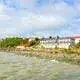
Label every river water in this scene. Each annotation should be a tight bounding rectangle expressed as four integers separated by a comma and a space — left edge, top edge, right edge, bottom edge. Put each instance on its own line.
0, 52, 80, 80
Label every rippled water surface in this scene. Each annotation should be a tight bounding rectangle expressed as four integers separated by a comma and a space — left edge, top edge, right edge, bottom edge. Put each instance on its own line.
0, 52, 80, 80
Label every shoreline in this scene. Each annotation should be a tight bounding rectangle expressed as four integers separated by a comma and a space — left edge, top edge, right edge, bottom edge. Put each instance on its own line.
0, 48, 80, 65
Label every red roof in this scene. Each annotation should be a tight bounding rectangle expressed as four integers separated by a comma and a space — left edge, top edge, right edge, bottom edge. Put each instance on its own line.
73, 36, 80, 38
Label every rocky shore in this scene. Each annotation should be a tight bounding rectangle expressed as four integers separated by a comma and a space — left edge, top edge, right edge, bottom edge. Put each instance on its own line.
0, 48, 80, 65
0, 52, 80, 80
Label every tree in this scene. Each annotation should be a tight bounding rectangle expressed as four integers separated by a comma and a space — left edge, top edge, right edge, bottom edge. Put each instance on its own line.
49, 36, 52, 39
29, 37, 40, 47
0, 37, 23, 48
21, 38, 29, 47
75, 41, 80, 48
35, 37, 39, 41
29, 40, 36, 46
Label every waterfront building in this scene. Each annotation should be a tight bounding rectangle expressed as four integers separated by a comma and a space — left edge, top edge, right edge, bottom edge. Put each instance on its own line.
73, 36, 80, 44
40, 37, 56, 48
40, 37, 75, 49
58, 37, 75, 49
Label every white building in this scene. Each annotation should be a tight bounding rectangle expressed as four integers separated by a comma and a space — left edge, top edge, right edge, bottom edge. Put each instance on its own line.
40, 37, 75, 49
40, 38, 56, 48
73, 36, 80, 44
58, 37, 75, 49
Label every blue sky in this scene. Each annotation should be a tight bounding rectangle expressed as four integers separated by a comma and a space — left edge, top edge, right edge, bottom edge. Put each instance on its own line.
0, 0, 80, 38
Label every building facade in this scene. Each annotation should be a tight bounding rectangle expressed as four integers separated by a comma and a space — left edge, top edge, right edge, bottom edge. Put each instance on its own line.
40, 38, 56, 48
73, 36, 80, 44
58, 37, 75, 49
40, 37, 75, 49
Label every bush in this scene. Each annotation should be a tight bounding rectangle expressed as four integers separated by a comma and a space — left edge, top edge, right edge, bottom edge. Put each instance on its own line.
0, 37, 23, 48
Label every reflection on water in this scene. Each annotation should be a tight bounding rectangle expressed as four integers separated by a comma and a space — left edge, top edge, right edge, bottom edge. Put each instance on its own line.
0, 52, 80, 80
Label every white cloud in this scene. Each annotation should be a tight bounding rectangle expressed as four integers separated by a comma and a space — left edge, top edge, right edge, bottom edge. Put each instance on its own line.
0, 3, 11, 20
0, 0, 80, 38
0, 15, 11, 20
20, 1, 76, 31
22, 14, 67, 30
19, 0, 37, 8
0, 4, 5, 14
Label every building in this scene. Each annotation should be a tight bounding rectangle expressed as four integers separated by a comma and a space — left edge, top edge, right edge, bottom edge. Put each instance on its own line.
58, 37, 75, 49
40, 37, 75, 49
40, 37, 56, 48
73, 36, 80, 44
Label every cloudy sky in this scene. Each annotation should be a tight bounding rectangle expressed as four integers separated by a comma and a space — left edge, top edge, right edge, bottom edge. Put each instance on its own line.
0, 0, 80, 38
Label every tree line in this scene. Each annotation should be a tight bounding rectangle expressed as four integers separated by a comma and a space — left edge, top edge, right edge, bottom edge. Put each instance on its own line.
0, 37, 40, 48
0, 37, 80, 49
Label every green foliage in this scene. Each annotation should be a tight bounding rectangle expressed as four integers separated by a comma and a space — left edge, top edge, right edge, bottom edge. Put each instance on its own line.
0, 37, 23, 48
29, 40, 36, 46
29, 38, 40, 47
35, 37, 39, 41
74, 42, 80, 48
21, 38, 29, 47
0, 37, 40, 48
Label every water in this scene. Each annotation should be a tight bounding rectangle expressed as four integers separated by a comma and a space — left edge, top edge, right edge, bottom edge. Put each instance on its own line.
0, 52, 80, 80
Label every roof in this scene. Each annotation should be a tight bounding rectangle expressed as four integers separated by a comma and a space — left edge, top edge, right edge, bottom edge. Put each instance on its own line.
73, 36, 80, 38
59, 37, 73, 39
41, 37, 74, 41
41, 38, 55, 41
72, 34, 80, 38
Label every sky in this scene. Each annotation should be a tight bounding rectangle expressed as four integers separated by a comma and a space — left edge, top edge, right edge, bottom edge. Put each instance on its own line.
0, 0, 80, 38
